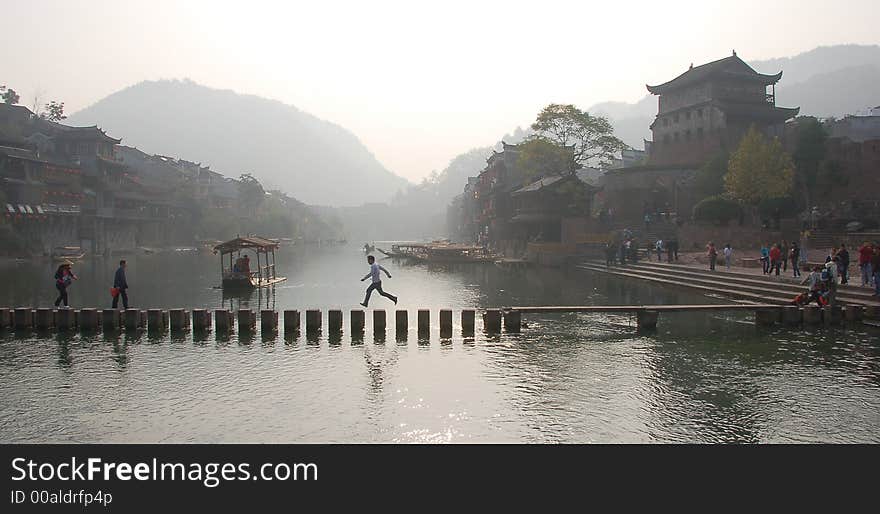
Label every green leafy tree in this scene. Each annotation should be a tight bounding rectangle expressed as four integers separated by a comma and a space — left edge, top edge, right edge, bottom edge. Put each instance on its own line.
1, 85, 20, 105
724, 125, 794, 206
529, 103, 625, 171
517, 138, 574, 179
41, 100, 66, 122
791, 116, 827, 206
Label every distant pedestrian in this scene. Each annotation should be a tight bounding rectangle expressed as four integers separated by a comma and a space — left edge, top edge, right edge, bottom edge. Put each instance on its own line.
780, 241, 788, 272
760, 244, 770, 274
837, 243, 850, 285
669, 239, 679, 261
723, 244, 732, 271
707, 242, 717, 271
360, 255, 397, 307
655, 239, 663, 261
112, 260, 129, 309
789, 242, 801, 278
605, 242, 616, 267
872, 245, 880, 297
53, 262, 78, 307
769, 244, 782, 276
824, 257, 840, 303
858, 242, 874, 287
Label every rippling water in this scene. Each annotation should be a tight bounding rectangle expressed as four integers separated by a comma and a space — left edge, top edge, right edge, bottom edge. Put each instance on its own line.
1, 245, 878, 443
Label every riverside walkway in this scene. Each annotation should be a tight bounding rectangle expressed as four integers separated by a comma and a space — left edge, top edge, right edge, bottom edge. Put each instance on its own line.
577, 259, 880, 307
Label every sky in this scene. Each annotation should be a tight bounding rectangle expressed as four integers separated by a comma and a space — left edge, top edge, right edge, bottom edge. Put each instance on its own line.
2, 0, 878, 183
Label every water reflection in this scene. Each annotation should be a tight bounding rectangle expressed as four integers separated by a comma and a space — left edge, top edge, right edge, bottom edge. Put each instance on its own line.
0, 245, 878, 443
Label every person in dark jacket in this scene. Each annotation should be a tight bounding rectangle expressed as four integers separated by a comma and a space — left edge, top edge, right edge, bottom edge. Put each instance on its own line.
112, 260, 129, 309
836, 244, 850, 285
54, 262, 77, 307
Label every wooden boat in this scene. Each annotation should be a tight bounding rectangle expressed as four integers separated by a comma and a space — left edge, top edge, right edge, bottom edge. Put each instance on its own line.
213, 236, 288, 289
422, 244, 493, 263
379, 242, 492, 263
52, 246, 85, 261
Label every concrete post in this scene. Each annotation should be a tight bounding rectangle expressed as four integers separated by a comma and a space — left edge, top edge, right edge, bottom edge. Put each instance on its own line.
803, 306, 822, 325
192, 309, 211, 332
461, 310, 475, 336
823, 305, 842, 326
102, 309, 121, 331
35, 308, 54, 330
170, 309, 190, 332
395, 310, 408, 336
417, 309, 430, 339
79, 308, 98, 331
260, 310, 278, 334
56, 308, 75, 331
637, 310, 659, 331
483, 310, 502, 333
439, 309, 452, 338
503, 310, 522, 333
148, 309, 168, 332
215, 310, 234, 332
0, 308, 10, 329
844, 305, 863, 323
238, 309, 256, 333
373, 310, 386, 334
755, 308, 780, 327
306, 310, 321, 333
328, 310, 343, 333
351, 310, 365, 335
14, 308, 33, 329
124, 309, 142, 330
283, 310, 300, 335
781, 306, 802, 326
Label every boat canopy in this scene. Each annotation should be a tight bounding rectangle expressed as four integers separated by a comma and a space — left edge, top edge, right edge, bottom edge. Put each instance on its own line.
213, 236, 280, 255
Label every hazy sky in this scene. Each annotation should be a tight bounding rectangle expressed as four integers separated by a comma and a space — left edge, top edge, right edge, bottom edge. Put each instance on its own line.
3, 0, 878, 182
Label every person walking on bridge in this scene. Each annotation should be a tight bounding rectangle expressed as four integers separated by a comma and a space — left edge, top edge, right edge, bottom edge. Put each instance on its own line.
112, 260, 129, 309
360, 255, 397, 307
769, 244, 782, 277
723, 244, 733, 271
53, 262, 78, 307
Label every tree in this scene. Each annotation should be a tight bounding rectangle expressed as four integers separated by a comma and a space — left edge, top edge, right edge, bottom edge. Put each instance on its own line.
724, 125, 794, 206
693, 196, 743, 225
516, 138, 574, 179
791, 116, 827, 207
237, 173, 265, 215
0, 85, 20, 105
529, 103, 625, 171
41, 101, 66, 122
694, 151, 728, 198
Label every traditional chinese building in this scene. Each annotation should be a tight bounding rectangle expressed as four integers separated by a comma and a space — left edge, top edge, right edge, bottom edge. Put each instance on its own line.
646, 51, 799, 167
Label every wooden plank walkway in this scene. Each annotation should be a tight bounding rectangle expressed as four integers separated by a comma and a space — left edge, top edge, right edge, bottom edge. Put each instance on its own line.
508, 304, 772, 314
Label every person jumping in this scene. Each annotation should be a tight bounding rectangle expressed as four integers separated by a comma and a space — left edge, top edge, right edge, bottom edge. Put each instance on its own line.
360, 255, 397, 307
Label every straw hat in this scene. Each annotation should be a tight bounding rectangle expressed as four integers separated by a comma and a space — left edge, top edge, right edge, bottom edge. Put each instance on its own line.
60, 260, 74, 267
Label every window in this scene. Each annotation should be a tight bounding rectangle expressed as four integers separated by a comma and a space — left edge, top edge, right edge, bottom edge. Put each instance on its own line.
685, 130, 692, 140
697, 127, 704, 138
673, 114, 679, 123
685, 111, 691, 120
697, 108, 703, 118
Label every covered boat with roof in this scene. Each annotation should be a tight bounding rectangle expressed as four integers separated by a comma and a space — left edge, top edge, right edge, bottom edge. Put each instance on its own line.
213, 235, 287, 289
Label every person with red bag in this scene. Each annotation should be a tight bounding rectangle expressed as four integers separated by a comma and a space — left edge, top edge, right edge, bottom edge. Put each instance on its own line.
111, 260, 130, 309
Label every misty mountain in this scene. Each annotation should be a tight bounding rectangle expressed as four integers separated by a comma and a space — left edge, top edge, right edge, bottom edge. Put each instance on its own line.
67, 79, 409, 206
589, 44, 880, 149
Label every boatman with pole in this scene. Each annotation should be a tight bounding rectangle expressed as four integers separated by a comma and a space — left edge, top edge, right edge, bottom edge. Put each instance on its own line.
360, 255, 398, 307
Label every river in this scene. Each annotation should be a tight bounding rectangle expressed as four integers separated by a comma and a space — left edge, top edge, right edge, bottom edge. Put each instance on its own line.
1, 244, 878, 443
